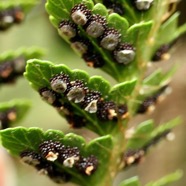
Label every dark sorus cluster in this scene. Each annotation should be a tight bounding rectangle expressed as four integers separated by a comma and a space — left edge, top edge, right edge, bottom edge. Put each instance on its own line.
152, 44, 171, 62
0, 107, 17, 129
123, 129, 172, 168
39, 73, 128, 127
123, 149, 145, 168
102, 0, 124, 15
131, 0, 154, 11
58, 3, 135, 67
102, 0, 153, 14
20, 150, 71, 183
137, 85, 171, 114
20, 140, 98, 183
0, 6, 24, 31
0, 56, 26, 84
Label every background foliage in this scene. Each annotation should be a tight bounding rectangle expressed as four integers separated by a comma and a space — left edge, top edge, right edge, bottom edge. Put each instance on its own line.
0, 0, 186, 186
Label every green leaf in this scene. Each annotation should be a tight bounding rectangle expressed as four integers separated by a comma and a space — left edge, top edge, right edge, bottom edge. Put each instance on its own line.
88, 76, 111, 97
45, 0, 144, 82
142, 67, 176, 94
25, 59, 123, 135
45, 0, 94, 28
0, 127, 113, 186
0, 99, 31, 129
126, 21, 153, 44
173, 23, 186, 41
119, 176, 141, 186
145, 170, 183, 186
126, 117, 181, 150
84, 135, 114, 185
126, 120, 154, 149
0, 47, 44, 62
0, 0, 39, 12
124, 21, 153, 75
92, 3, 108, 17
71, 69, 89, 83
25, 59, 71, 90
150, 117, 182, 139
156, 13, 179, 48
25, 59, 111, 94
109, 79, 137, 104
107, 13, 129, 41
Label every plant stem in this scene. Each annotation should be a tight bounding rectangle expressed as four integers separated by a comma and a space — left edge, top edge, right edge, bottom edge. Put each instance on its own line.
98, 1, 177, 185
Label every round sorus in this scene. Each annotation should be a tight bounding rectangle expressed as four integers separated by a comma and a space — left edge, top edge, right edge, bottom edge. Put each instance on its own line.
118, 104, 129, 119
134, 0, 153, 11
58, 146, 80, 167
82, 91, 102, 113
82, 52, 105, 68
100, 28, 121, 51
20, 151, 42, 166
152, 44, 170, 62
0, 10, 14, 30
70, 3, 92, 26
58, 102, 73, 116
35, 161, 71, 183
75, 155, 98, 175
103, 0, 124, 15
70, 36, 91, 55
58, 20, 77, 39
109, 3, 124, 15
97, 101, 118, 120
137, 97, 156, 114
85, 14, 107, 38
0, 61, 14, 81
45, 164, 71, 183
63, 156, 80, 168
35, 161, 52, 174
50, 73, 70, 94
66, 114, 87, 128
39, 87, 58, 105
39, 140, 62, 162
12, 7, 24, 23
153, 85, 171, 103
113, 43, 136, 64
123, 149, 145, 167
67, 80, 88, 103
12, 56, 25, 73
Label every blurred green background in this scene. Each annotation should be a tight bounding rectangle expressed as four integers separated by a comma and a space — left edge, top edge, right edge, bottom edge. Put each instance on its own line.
0, 1, 186, 186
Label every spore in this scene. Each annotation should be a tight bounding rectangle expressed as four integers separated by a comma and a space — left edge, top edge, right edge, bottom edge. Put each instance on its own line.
58, 20, 78, 39
39, 140, 62, 161
100, 28, 121, 51
67, 80, 88, 103
82, 91, 102, 113
82, 52, 105, 68
71, 3, 92, 26
102, 0, 124, 15
97, 101, 117, 120
75, 155, 98, 175
85, 14, 107, 38
133, 0, 154, 11
152, 44, 171, 62
113, 43, 136, 64
20, 151, 42, 166
50, 74, 70, 94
